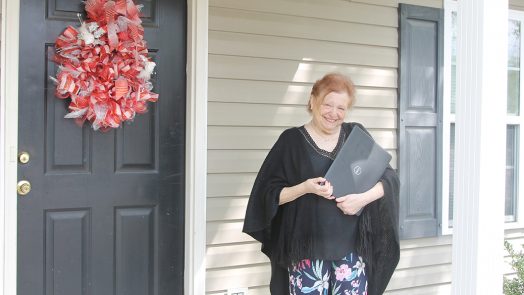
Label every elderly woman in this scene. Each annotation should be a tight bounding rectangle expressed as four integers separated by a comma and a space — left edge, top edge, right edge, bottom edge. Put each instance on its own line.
243, 73, 400, 295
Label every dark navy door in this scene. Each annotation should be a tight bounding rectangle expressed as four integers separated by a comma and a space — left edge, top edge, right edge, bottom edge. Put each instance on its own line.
17, 0, 186, 294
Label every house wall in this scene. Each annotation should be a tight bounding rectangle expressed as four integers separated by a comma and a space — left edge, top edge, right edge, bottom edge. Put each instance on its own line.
511, 0, 524, 10
206, 0, 524, 294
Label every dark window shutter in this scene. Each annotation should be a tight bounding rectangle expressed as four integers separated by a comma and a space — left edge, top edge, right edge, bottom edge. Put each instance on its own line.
398, 4, 444, 239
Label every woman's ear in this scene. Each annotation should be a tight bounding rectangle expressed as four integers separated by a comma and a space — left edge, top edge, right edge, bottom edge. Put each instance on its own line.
308, 95, 315, 110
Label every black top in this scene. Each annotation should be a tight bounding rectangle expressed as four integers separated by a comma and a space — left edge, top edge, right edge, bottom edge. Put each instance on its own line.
297, 124, 360, 259
243, 122, 400, 295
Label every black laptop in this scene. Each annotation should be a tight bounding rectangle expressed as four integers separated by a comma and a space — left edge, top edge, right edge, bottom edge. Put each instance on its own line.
325, 125, 392, 214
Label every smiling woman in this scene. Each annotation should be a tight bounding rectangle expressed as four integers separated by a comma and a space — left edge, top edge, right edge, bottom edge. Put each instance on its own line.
305, 74, 355, 151
242, 72, 400, 295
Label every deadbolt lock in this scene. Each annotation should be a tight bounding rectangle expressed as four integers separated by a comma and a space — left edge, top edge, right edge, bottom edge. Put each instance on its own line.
18, 152, 30, 164
17, 180, 31, 196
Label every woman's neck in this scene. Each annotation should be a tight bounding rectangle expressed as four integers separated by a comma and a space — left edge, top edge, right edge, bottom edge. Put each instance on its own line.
306, 121, 340, 139
304, 122, 340, 152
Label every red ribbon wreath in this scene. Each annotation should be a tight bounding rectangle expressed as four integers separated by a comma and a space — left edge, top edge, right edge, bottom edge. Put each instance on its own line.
51, 0, 158, 131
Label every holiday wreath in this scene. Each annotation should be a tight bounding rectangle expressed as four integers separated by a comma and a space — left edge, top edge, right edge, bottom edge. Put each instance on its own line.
51, 0, 158, 131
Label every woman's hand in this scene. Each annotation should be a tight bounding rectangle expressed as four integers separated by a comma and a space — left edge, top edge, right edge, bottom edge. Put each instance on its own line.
335, 181, 385, 215
335, 194, 365, 215
303, 177, 335, 200
279, 177, 334, 205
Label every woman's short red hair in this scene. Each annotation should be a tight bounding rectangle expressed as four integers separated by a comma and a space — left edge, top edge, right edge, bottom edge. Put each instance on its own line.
307, 73, 356, 113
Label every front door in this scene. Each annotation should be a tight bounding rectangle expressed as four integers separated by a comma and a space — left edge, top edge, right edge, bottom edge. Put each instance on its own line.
17, 0, 186, 294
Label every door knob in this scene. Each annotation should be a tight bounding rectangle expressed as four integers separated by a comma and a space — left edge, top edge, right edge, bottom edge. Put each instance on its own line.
18, 151, 30, 164
17, 180, 31, 196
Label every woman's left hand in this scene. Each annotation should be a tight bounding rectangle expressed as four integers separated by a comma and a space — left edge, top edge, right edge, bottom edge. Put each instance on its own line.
335, 182, 385, 215
335, 194, 365, 215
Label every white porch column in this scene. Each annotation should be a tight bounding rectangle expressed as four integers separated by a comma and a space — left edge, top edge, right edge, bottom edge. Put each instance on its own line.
451, 0, 508, 294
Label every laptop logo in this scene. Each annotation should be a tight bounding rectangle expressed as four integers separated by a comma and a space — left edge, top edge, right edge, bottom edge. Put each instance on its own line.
353, 165, 362, 175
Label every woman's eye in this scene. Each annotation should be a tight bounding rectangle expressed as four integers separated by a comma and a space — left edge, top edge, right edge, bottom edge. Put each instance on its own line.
338, 107, 346, 111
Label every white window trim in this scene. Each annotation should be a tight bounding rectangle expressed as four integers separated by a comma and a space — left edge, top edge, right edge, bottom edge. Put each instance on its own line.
442, 0, 457, 235
505, 9, 524, 230
443, 2, 524, 234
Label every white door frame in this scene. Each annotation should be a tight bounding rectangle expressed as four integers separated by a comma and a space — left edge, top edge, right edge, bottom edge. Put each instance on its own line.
185, 0, 208, 294
1, 0, 20, 293
0, 0, 208, 294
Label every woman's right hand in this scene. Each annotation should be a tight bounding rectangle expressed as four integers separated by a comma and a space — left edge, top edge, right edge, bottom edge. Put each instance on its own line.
279, 177, 334, 205
303, 177, 335, 200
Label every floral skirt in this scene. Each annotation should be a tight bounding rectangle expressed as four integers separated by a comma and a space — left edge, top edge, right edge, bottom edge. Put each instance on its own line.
287, 252, 367, 295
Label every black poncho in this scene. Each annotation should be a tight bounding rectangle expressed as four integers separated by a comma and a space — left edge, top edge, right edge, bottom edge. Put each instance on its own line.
243, 122, 400, 295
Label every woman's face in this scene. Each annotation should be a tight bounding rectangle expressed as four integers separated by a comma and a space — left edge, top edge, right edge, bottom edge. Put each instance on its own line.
311, 91, 350, 133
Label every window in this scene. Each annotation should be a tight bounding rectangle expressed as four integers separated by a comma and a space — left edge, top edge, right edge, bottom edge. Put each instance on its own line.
442, 3, 457, 232
442, 2, 524, 233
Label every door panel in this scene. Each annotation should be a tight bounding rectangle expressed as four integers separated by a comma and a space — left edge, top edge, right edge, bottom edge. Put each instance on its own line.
18, 0, 186, 294
115, 207, 155, 295
44, 209, 91, 295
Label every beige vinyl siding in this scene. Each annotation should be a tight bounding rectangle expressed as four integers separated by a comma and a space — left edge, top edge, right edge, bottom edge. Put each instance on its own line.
206, 0, 455, 294
505, 229, 524, 279
510, 0, 524, 11
398, 0, 442, 8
